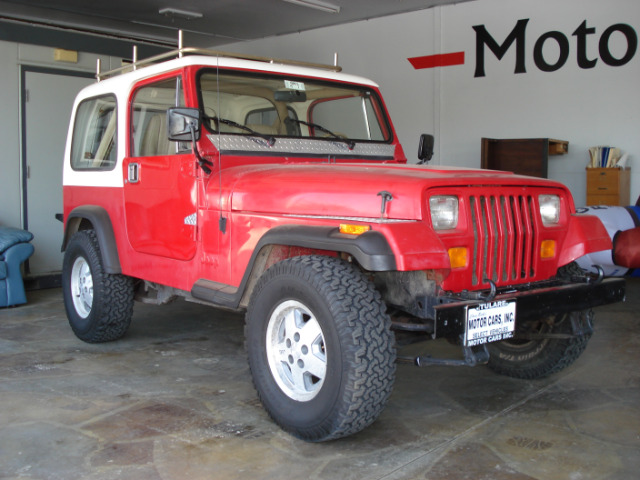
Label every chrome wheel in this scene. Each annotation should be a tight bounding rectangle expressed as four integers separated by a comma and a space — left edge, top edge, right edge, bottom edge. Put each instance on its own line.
265, 300, 326, 402
70, 256, 93, 319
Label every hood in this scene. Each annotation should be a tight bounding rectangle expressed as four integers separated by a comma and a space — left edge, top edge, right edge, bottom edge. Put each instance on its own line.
219, 162, 567, 221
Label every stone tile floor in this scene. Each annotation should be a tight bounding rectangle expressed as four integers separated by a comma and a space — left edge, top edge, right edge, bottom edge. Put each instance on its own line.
1, 279, 638, 480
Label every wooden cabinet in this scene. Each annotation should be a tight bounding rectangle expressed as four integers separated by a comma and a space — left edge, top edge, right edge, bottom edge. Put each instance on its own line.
481, 138, 568, 178
586, 167, 630, 206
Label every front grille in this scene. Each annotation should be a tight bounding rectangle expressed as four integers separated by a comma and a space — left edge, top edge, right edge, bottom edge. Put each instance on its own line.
469, 194, 537, 287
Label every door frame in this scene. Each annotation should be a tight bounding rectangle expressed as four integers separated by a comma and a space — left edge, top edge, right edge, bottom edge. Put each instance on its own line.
20, 65, 94, 283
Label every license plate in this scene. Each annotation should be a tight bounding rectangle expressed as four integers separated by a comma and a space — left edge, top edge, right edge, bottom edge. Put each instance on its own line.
464, 300, 516, 347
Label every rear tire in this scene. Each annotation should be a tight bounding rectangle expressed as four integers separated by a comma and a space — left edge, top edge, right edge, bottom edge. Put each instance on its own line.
62, 230, 134, 343
245, 255, 396, 442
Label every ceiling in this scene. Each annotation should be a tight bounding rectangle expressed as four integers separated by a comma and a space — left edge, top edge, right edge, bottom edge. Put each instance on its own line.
0, 0, 475, 49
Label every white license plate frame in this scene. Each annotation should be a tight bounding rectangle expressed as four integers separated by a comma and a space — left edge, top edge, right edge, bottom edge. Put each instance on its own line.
464, 300, 516, 347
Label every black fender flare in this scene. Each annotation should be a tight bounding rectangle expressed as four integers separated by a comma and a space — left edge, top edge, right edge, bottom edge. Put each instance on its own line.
255, 224, 397, 271
61, 206, 121, 274
191, 224, 397, 309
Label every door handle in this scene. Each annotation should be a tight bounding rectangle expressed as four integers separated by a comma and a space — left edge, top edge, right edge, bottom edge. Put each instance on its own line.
128, 163, 140, 183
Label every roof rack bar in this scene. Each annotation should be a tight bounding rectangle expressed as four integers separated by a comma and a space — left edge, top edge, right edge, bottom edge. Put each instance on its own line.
96, 46, 342, 80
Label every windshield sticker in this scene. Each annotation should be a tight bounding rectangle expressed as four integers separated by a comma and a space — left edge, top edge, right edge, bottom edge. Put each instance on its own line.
284, 80, 305, 91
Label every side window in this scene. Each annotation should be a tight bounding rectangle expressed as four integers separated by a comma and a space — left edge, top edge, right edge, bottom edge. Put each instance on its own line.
131, 77, 185, 157
70, 95, 117, 170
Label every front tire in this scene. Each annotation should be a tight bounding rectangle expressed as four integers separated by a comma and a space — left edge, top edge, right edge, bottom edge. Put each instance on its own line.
245, 255, 396, 442
62, 230, 134, 343
487, 309, 593, 379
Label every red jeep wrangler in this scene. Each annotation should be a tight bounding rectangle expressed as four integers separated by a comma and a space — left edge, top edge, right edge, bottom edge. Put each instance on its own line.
61, 47, 625, 441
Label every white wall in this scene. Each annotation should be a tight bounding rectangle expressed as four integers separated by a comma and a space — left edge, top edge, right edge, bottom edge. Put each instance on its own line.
221, 0, 640, 206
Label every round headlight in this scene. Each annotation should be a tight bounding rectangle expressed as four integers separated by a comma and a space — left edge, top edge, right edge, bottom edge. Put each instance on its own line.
539, 194, 560, 225
430, 195, 459, 230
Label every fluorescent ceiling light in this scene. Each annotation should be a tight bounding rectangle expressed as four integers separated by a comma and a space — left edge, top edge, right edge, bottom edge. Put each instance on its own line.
282, 0, 341, 14
158, 7, 203, 20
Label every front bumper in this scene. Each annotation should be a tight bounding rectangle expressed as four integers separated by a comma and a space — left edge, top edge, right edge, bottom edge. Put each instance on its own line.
433, 277, 626, 340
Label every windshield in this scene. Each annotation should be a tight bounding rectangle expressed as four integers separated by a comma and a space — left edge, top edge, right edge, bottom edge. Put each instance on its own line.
198, 70, 391, 144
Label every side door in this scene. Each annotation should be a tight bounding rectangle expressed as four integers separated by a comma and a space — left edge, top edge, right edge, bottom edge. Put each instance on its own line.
123, 75, 198, 261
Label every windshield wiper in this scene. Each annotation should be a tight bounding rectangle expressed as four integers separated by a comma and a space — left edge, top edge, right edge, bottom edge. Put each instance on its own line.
291, 119, 355, 150
206, 116, 276, 146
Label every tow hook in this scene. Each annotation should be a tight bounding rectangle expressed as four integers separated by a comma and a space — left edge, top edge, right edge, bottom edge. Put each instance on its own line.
590, 265, 604, 284
480, 279, 497, 301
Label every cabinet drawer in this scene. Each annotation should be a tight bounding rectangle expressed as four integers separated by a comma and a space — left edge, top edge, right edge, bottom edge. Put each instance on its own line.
586, 169, 621, 192
585, 167, 630, 206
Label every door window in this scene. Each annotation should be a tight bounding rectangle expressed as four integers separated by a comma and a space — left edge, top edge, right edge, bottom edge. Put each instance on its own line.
131, 77, 186, 157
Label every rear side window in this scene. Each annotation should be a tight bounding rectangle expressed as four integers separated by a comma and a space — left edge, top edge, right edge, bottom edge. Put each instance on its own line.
70, 95, 117, 170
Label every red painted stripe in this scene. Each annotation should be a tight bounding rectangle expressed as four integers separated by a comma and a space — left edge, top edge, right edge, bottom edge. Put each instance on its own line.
408, 52, 465, 69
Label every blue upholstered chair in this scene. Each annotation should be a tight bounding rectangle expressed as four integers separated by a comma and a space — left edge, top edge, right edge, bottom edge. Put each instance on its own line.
0, 227, 34, 307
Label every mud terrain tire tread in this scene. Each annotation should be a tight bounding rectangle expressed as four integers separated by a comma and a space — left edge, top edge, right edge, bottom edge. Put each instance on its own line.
487, 309, 593, 379
62, 230, 134, 343
245, 255, 396, 442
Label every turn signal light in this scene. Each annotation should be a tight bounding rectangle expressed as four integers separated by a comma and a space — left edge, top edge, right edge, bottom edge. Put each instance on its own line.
540, 239, 556, 259
339, 224, 371, 235
448, 247, 468, 269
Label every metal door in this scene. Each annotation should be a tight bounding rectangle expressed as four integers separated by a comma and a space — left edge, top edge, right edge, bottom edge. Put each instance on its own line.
23, 68, 93, 275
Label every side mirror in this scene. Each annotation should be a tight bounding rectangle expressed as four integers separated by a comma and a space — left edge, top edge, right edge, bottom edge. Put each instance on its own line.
167, 107, 201, 141
417, 134, 434, 163
167, 107, 213, 175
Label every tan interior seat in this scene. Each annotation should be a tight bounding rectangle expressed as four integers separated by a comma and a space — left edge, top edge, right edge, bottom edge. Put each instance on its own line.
140, 113, 172, 156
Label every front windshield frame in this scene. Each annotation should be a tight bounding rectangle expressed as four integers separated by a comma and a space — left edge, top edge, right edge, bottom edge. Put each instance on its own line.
196, 68, 393, 145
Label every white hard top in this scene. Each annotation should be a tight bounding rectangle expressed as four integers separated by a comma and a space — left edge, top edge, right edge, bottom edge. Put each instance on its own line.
64, 48, 384, 190
76, 50, 379, 103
